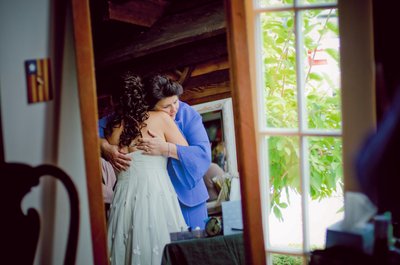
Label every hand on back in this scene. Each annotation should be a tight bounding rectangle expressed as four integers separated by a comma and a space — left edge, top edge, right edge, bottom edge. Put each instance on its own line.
137, 129, 168, 156
102, 141, 131, 172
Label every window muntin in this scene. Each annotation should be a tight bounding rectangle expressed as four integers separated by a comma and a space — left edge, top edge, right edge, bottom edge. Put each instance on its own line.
259, 0, 337, 8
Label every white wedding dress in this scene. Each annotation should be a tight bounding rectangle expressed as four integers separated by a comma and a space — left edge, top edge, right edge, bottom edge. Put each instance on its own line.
107, 151, 188, 265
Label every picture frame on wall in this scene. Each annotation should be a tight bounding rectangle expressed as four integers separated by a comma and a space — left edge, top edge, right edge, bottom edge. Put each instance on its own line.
192, 98, 238, 176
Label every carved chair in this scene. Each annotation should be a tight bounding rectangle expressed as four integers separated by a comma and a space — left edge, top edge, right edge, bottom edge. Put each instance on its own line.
2, 162, 79, 265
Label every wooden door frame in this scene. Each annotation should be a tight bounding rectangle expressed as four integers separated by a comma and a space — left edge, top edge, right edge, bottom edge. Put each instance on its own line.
224, 1, 266, 264
70, 0, 266, 264
70, 0, 108, 264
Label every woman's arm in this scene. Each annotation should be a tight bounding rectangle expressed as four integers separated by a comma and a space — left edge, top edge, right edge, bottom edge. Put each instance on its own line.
162, 113, 189, 159
163, 113, 188, 145
170, 111, 212, 188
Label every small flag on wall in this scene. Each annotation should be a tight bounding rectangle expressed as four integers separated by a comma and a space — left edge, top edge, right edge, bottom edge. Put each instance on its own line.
25, 58, 53, 104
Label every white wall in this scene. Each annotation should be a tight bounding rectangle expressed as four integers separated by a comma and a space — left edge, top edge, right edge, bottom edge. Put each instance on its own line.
0, 0, 54, 164
0, 0, 94, 264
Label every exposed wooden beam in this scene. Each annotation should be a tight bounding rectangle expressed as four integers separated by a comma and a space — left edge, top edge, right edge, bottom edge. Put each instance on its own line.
183, 92, 231, 106
183, 69, 230, 90
107, 0, 169, 27
180, 81, 231, 105
97, 1, 226, 68
191, 58, 229, 77
95, 34, 228, 92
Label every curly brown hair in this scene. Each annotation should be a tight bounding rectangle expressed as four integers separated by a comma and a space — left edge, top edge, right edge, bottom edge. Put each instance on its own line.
105, 71, 149, 147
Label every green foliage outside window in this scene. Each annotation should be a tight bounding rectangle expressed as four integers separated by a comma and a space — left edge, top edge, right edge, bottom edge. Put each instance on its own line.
262, 6, 343, 221
272, 254, 303, 265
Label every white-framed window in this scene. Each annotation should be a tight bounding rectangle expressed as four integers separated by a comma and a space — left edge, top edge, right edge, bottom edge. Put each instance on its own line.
246, 0, 375, 264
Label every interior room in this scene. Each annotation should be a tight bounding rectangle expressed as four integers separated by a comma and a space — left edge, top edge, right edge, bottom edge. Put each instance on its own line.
1, 0, 400, 264
90, 0, 239, 218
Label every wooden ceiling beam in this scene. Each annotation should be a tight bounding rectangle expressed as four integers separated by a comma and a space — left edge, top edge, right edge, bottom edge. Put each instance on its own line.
190, 58, 229, 77
180, 81, 231, 106
107, 0, 169, 27
183, 69, 230, 90
97, 1, 226, 68
96, 34, 228, 74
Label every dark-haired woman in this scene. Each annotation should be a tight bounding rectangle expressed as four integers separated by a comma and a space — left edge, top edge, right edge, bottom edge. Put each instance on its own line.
105, 73, 188, 265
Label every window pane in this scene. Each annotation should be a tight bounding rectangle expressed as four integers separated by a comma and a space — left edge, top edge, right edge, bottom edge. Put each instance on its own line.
267, 136, 303, 250
299, 0, 337, 5
259, 0, 293, 8
259, 0, 336, 9
307, 136, 343, 249
301, 9, 341, 130
261, 12, 298, 129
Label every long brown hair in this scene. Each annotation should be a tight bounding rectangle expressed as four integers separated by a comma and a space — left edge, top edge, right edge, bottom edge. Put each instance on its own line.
105, 72, 149, 147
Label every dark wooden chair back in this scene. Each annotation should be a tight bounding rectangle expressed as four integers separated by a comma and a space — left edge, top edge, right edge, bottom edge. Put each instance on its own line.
1, 162, 79, 265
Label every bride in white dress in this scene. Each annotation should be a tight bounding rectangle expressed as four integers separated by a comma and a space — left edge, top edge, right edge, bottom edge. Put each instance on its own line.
105, 72, 188, 265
